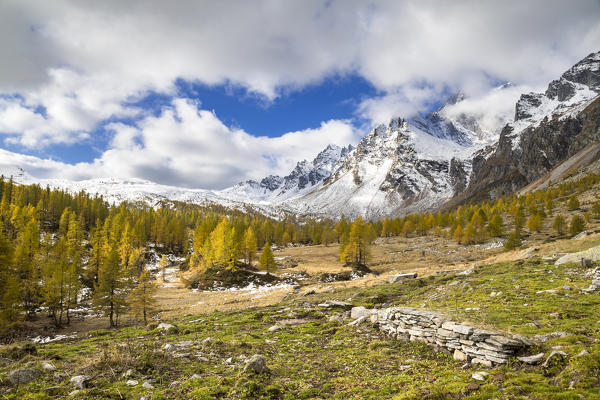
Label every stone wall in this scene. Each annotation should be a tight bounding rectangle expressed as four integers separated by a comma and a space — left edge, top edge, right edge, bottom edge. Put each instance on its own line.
355, 306, 528, 367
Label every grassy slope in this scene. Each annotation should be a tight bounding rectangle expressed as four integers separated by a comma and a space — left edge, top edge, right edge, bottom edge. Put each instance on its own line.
1, 257, 600, 399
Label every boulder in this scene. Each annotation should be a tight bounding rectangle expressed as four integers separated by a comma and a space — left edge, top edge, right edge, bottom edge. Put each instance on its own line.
388, 273, 418, 283
70, 375, 92, 389
7, 369, 41, 385
244, 354, 268, 374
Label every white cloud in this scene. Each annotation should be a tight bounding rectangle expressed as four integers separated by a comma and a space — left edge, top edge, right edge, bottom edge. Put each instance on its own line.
0, 0, 599, 181
1, 99, 360, 189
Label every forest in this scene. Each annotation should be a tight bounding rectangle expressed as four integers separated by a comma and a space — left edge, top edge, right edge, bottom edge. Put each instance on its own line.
0, 170, 598, 334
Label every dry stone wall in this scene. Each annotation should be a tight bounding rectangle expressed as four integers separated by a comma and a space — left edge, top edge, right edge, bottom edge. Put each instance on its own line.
360, 306, 528, 367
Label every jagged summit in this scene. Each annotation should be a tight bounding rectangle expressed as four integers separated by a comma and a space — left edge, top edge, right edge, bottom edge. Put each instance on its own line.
220, 143, 353, 203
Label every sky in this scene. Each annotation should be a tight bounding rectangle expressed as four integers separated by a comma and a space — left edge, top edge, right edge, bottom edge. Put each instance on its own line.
0, 0, 599, 189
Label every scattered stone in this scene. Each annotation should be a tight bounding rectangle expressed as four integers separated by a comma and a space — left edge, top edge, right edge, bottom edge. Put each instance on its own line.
398, 365, 411, 371
265, 339, 276, 344
169, 380, 182, 388
317, 300, 352, 309
42, 386, 61, 395
126, 380, 139, 386
157, 323, 176, 332
69, 390, 80, 396
577, 349, 590, 357
53, 372, 68, 382
517, 353, 545, 364
348, 315, 367, 326
7, 369, 42, 385
542, 351, 568, 368
465, 382, 479, 391
533, 331, 570, 343
388, 272, 418, 283
201, 337, 214, 345
225, 357, 234, 364
472, 372, 488, 381
163, 343, 177, 352
123, 369, 134, 377
268, 325, 283, 332
459, 267, 475, 275
41, 362, 56, 372
244, 354, 268, 374
190, 374, 201, 379
142, 381, 154, 389
70, 375, 92, 389
328, 315, 344, 324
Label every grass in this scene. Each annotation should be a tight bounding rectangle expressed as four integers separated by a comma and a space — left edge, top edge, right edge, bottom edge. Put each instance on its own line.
1, 256, 600, 399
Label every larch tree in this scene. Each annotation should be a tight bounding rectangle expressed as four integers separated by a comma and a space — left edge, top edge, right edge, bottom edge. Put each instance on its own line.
243, 227, 257, 265
127, 268, 157, 325
258, 243, 277, 275
94, 244, 125, 328
340, 217, 370, 265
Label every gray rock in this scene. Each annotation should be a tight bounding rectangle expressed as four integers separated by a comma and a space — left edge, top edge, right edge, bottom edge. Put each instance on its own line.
41, 362, 56, 372
348, 316, 367, 326
126, 379, 139, 386
7, 369, 42, 385
244, 354, 268, 374
157, 322, 176, 331
542, 350, 568, 368
472, 372, 488, 381
163, 343, 177, 352
42, 386, 61, 395
142, 381, 154, 389
388, 273, 418, 283
317, 300, 352, 309
453, 349, 468, 362
453, 324, 474, 336
53, 372, 68, 382
350, 306, 372, 320
70, 375, 92, 389
169, 380, 182, 387
328, 315, 344, 324
517, 352, 545, 364
201, 337, 214, 345
268, 325, 283, 332
123, 369, 134, 377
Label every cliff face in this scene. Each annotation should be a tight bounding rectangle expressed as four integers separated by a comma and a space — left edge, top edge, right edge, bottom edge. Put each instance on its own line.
453, 52, 600, 205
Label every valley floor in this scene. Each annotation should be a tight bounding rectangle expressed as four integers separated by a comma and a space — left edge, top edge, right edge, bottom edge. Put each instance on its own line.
2, 227, 600, 398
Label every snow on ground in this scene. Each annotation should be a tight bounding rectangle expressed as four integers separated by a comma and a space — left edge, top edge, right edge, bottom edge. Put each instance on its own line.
32, 333, 78, 344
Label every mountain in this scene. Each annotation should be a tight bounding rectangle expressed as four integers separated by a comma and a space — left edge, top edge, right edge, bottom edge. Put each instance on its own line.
451, 51, 600, 205
282, 115, 485, 219
220, 144, 353, 203
1, 51, 598, 220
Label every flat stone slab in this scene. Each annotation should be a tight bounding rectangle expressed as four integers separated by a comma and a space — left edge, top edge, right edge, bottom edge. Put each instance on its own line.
388, 273, 418, 283
517, 353, 545, 364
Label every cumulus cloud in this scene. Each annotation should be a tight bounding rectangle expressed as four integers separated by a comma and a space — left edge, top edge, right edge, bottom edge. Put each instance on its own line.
1, 99, 360, 189
0, 0, 599, 182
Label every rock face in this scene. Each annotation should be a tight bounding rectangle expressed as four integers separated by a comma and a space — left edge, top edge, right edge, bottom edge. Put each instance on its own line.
7, 369, 42, 385
455, 51, 600, 205
364, 306, 528, 366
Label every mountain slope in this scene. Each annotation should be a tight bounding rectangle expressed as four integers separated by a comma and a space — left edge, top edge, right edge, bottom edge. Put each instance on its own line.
451, 51, 600, 205
285, 118, 481, 219
220, 144, 353, 203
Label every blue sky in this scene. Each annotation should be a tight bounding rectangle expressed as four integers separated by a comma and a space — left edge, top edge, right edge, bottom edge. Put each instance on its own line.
0, 1, 598, 189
